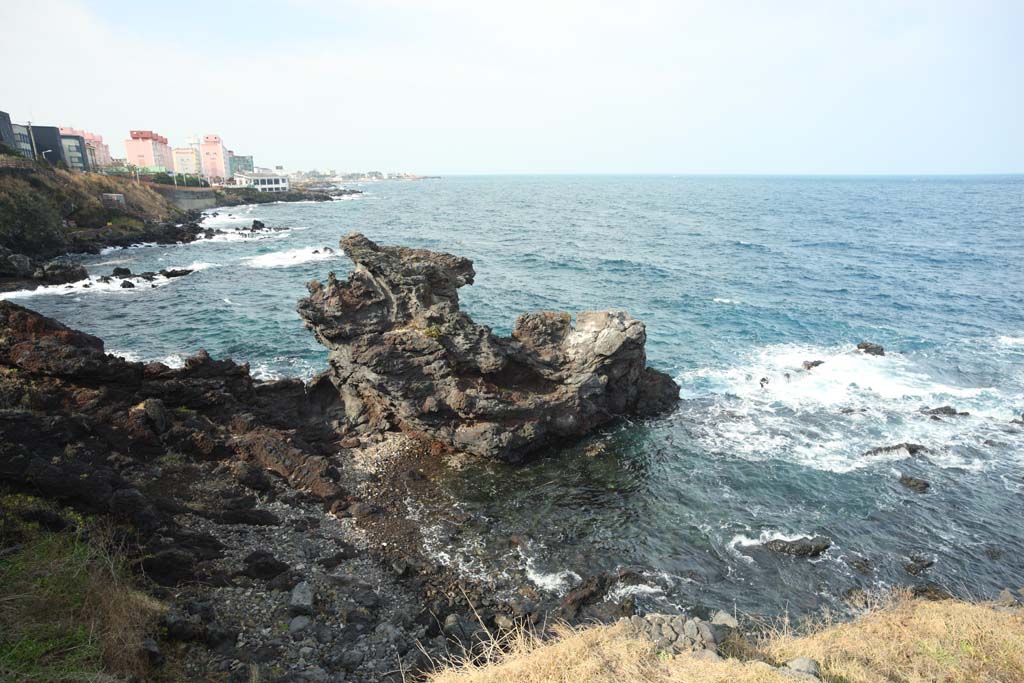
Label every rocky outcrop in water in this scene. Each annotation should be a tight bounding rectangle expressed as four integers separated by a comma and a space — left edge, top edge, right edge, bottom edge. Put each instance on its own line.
0, 245, 88, 293
857, 341, 885, 356
297, 233, 680, 461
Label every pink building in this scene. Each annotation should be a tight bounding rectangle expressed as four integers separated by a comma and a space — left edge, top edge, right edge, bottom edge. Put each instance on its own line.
60, 127, 112, 167
200, 134, 229, 179
124, 130, 173, 170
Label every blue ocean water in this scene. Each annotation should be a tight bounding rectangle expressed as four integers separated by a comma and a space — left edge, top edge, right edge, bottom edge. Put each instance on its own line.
7, 175, 1024, 616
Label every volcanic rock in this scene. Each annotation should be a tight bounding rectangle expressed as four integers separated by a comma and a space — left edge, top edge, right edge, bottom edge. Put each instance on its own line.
899, 473, 930, 493
861, 442, 929, 458
765, 536, 831, 557
296, 233, 680, 461
159, 268, 193, 278
904, 555, 935, 576
922, 405, 968, 416
857, 341, 885, 356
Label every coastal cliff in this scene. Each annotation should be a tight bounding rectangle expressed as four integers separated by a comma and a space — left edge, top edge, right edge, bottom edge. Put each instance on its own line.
298, 233, 679, 461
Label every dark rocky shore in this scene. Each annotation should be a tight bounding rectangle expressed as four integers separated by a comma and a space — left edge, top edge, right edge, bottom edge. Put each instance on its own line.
0, 234, 682, 682
0, 157, 360, 293
213, 187, 361, 207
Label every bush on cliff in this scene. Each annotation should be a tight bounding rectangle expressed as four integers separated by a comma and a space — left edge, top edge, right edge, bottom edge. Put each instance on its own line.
427, 592, 1024, 683
0, 165, 181, 259
0, 174, 67, 256
0, 494, 163, 683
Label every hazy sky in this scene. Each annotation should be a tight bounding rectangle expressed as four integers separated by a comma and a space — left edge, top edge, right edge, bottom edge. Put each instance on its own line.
1, 0, 1021, 174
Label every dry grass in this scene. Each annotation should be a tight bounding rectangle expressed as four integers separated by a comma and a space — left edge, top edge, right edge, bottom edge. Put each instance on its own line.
0, 498, 165, 683
425, 622, 796, 683
425, 594, 1024, 683
767, 592, 1024, 683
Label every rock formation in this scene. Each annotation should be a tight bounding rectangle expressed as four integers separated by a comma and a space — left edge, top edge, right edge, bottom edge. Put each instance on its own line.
297, 233, 679, 462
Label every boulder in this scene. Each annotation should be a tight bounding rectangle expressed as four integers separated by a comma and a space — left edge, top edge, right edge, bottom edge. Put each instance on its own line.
904, 555, 935, 576
899, 473, 930, 493
112, 267, 133, 277
120, 280, 135, 289
241, 550, 289, 580
290, 581, 315, 615
787, 657, 821, 678
922, 405, 968, 417
296, 233, 680, 461
861, 442, 928, 458
0, 247, 35, 278
159, 268, 193, 279
857, 341, 885, 356
37, 261, 87, 284
765, 536, 831, 558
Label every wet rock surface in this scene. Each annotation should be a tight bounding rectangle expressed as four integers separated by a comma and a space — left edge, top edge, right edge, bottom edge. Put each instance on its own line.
765, 536, 832, 558
297, 232, 679, 462
857, 341, 885, 356
0, 294, 659, 681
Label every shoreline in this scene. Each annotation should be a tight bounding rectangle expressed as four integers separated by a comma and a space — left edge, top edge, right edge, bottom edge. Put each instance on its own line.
1, 226, 1021, 681
0, 188, 358, 294
2, 298, 1020, 682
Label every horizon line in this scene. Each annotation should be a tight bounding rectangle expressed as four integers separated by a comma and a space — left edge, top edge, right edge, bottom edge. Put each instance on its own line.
413, 171, 1024, 178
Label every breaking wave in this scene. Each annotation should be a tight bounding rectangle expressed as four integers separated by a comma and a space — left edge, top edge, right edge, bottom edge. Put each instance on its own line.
242, 247, 342, 269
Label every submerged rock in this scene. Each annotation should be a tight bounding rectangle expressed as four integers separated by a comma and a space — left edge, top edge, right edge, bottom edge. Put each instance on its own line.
297, 233, 680, 461
922, 405, 969, 417
899, 473, 931, 493
904, 555, 935, 576
861, 442, 929, 458
765, 536, 831, 558
857, 341, 885, 356
159, 268, 193, 279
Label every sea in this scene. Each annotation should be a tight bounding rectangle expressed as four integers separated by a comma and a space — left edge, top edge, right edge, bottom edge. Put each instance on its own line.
6, 175, 1024, 617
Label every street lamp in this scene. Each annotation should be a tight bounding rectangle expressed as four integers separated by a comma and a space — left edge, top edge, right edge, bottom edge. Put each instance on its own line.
40, 149, 53, 163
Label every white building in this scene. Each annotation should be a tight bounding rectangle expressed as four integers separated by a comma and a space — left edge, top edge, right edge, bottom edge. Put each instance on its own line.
235, 171, 290, 192
172, 146, 201, 175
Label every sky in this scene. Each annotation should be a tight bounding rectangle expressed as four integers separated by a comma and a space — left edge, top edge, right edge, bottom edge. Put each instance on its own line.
1, 0, 1021, 174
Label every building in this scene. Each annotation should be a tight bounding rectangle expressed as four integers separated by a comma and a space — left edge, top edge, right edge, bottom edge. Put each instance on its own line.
200, 134, 229, 179
10, 124, 35, 157
60, 127, 112, 167
59, 133, 91, 171
28, 126, 65, 165
230, 154, 253, 174
172, 146, 201, 175
235, 170, 290, 192
124, 130, 172, 171
0, 111, 16, 153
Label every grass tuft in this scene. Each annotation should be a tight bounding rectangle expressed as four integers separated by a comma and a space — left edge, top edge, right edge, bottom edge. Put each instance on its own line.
0, 499, 164, 683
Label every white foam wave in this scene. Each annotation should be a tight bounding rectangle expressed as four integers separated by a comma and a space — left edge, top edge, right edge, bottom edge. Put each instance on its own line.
521, 552, 581, 594
997, 336, 1024, 346
0, 266, 204, 301
190, 228, 290, 244
242, 247, 341, 269
727, 530, 826, 564
108, 350, 187, 368
99, 242, 158, 255
713, 297, 740, 304
676, 343, 1021, 473
183, 261, 219, 271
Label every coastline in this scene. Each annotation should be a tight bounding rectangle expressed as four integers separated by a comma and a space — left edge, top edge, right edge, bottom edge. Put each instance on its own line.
0, 184, 359, 294
2, 187, 1023, 682
3, 295, 1021, 682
